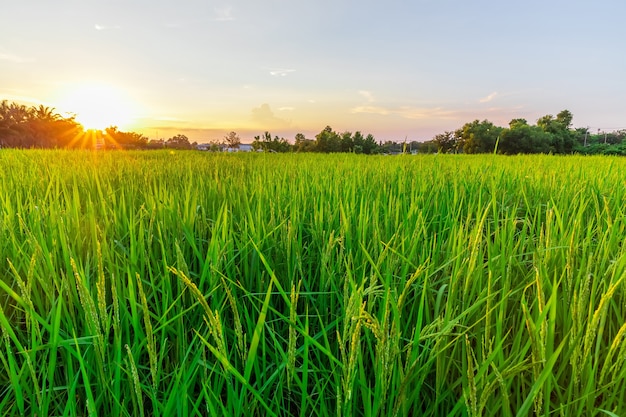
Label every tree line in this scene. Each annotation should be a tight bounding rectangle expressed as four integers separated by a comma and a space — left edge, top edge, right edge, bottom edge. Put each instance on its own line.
0, 100, 151, 149
1, 100, 625, 155
431, 109, 626, 155
0, 101, 84, 148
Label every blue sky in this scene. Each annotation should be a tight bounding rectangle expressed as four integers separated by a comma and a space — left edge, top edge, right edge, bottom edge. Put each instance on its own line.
1, 0, 625, 142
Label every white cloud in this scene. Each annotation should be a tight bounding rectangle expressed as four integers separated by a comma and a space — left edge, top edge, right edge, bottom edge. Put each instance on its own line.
214, 7, 234, 21
358, 90, 375, 103
251, 103, 290, 126
94, 24, 121, 31
351, 105, 390, 116
479, 92, 498, 103
396, 106, 456, 120
269, 68, 295, 77
278, 106, 294, 111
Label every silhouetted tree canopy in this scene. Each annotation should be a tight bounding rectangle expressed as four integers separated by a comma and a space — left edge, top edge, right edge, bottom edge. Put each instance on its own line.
428, 109, 611, 155
1, 101, 623, 156
0, 100, 83, 148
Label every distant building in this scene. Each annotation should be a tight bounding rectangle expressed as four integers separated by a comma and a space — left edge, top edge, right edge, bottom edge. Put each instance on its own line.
197, 143, 254, 152
224, 144, 253, 152
196, 143, 212, 151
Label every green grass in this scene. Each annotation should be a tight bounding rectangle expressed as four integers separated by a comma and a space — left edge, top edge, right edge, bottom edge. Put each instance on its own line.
1, 150, 626, 415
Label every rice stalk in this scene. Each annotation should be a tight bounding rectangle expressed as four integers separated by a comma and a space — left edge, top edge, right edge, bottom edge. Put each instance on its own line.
287, 279, 301, 390
125, 344, 145, 417
136, 272, 158, 391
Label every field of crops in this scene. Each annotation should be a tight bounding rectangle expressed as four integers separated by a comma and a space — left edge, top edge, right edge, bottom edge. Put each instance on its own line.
1, 150, 626, 416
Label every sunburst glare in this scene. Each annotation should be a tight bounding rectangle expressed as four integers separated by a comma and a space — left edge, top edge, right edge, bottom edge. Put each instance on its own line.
57, 83, 137, 131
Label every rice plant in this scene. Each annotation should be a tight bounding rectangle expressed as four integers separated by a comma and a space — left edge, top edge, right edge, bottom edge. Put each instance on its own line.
1, 150, 626, 415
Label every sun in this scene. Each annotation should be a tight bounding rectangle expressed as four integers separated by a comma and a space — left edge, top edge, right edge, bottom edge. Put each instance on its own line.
58, 83, 136, 131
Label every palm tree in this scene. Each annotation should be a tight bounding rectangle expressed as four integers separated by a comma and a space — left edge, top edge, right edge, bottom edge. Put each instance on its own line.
30, 105, 64, 147
0, 101, 11, 147
8, 102, 32, 124
0, 101, 32, 146
0, 100, 83, 148
33, 105, 61, 122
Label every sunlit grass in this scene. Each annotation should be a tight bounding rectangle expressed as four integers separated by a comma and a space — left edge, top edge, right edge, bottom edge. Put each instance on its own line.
1, 150, 626, 415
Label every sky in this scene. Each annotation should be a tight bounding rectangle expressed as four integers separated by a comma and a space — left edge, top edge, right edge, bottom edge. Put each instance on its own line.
1, 0, 625, 143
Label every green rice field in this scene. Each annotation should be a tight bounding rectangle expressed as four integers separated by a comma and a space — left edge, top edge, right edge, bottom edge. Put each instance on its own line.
1, 150, 626, 416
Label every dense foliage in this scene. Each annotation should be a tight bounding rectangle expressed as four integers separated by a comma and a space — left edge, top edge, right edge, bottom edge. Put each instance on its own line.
0, 101, 83, 148
1, 100, 625, 155
431, 110, 626, 156
2, 151, 626, 416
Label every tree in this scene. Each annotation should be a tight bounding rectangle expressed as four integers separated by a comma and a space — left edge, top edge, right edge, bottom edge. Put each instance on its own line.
414, 140, 438, 154
146, 139, 165, 149
294, 133, 316, 152
105, 126, 149, 149
499, 122, 551, 154
315, 126, 341, 153
536, 110, 576, 153
352, 131, 365, 154
433, 131, 457, 153
32, 105, 60, 122
30, 106, 66, 147
537, 114, 556, 133
165, 134, 192, 149
340, 131, 354, 152
0, 101, 33, 147
556, 110, 573, 130
252, 131, 292, 152
455, 120, 502, 154
52, 116, 83, 149
379, 140, 403, 154
0, 100, 82, 148
362, 133, 379, 154
208, 139, 223, 152
252, 131, 270, 151
224, 131, 241, 149
509, 118, 527, 127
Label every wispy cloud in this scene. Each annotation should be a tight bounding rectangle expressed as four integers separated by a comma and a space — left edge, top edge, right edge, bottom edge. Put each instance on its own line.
94, 24, 121, 31
350, 90, 468, 120
349, 90, 387, 114
397, 107, 457, 120
351, 105, 390, 116
351, 105, 456, 120
0, 91, 44, 104
269, 68, 296, 77
351, 90, 456, 120
214, 7, 234, 21
352, 89, 530, 129
278, 106, 294, 111
479, 91, 498, 103
359, 90, 375, 103
0, 51, 29, 63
